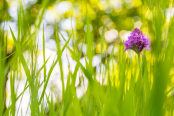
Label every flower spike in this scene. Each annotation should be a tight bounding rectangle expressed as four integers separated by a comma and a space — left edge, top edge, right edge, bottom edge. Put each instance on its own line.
124, 28, 151, 54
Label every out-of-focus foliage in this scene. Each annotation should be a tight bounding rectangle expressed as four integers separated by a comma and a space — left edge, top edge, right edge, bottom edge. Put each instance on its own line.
2, 0, 146, 54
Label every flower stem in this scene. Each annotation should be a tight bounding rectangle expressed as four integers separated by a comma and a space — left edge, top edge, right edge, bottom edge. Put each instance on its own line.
138, 54, 142, 78
138, 54, 141, 69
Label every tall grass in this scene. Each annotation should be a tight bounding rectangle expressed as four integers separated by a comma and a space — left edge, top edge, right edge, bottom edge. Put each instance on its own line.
0, 0, 174, 116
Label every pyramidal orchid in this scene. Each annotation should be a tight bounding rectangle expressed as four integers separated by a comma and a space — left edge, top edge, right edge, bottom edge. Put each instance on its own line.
124, 28, 151, 54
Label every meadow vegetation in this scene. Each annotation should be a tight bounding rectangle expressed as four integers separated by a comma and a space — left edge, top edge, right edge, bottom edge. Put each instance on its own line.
0, 0, 174, 116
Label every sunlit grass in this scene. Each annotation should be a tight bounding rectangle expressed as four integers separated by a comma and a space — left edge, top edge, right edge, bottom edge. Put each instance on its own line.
0, 0, 174, 116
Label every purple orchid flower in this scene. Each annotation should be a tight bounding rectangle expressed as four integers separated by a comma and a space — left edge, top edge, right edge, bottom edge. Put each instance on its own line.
124, 28, 151, 54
